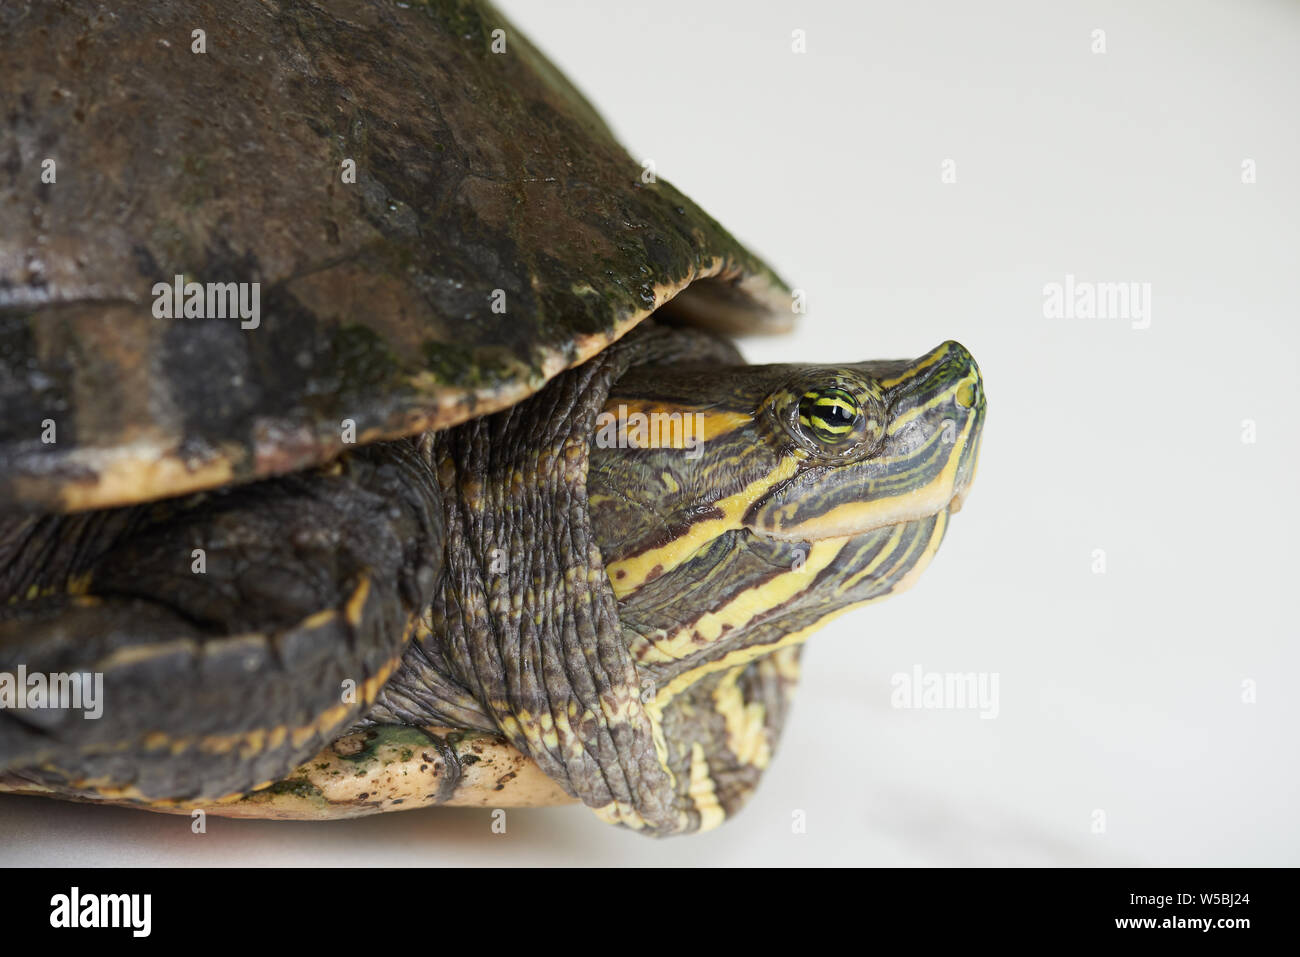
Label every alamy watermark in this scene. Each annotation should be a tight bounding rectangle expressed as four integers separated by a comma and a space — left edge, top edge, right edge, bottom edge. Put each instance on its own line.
890, 665, 999, 719
50, 887, 150, 937
1043, 274, 1151, 330
0, 666, 103, 719
593, 404, 706, 460
152, 274, 260, 329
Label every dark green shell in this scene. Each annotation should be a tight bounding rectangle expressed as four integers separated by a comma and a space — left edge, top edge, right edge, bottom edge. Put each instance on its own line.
0, 0, 789, 511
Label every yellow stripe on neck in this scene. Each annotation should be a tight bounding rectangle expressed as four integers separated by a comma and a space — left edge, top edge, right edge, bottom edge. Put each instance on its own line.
605, 454, 800, 598
633, 536, 851, 663
713, 667, 773, 769
645, 509, 950, 717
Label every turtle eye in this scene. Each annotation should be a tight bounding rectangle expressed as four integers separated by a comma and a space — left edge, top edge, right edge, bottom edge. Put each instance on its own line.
798, 387, 862, 446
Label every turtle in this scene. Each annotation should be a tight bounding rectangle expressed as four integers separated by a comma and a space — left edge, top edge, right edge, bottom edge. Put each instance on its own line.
0, 0, 986, 836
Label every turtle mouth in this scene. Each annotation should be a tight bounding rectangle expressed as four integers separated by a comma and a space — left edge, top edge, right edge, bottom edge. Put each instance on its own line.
740, 433, 981, 542
743, 479, 972, 544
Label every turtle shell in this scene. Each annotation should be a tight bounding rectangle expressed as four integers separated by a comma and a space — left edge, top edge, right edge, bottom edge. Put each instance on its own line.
0, 0, 790, 512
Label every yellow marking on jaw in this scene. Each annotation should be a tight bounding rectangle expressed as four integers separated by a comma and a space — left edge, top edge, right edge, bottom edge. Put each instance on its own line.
713, 668, 771, 769
688, 742, 726, 831
647, 512, 950, 716
607, 455, 801, 598
634, 537, 851, 663
761, 410, 973, 540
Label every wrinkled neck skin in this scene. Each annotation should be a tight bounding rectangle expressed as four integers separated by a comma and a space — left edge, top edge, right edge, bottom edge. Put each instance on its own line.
371, 322, 746, 832
372, 322, 743, 724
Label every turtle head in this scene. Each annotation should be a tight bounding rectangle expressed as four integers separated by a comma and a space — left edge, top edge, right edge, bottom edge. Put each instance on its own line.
741, 340, 984, 542
589, 340, 984, 592
587, 339, 984, 665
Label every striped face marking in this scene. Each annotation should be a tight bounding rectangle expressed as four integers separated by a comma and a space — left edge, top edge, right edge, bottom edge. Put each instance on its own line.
746, 341, 984, 542
591, 340, 984, 598
589, 339, 986, 702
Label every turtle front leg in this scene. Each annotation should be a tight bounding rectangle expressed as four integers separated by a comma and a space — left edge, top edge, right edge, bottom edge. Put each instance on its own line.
0, 440, 442, 806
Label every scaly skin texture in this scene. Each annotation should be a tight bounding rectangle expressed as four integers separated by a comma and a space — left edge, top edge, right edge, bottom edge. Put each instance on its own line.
0, 440, 443, 802
0, 324, 985, 834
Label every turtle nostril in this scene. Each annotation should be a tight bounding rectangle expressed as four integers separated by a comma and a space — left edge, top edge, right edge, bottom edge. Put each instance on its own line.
955, 380, 978, 409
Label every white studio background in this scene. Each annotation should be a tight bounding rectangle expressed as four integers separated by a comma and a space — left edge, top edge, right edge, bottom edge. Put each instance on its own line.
1, 0, 1296, 866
